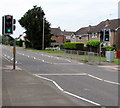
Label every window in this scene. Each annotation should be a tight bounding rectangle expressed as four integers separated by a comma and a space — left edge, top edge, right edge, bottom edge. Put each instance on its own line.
92, 33, 97, 38
86, 36, 88, 40
66, 36, 70, 39
72, 35, 75, 39
78, 35, 82, 40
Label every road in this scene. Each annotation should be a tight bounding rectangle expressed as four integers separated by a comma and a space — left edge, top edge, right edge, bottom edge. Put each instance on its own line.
2, 45, 119, 106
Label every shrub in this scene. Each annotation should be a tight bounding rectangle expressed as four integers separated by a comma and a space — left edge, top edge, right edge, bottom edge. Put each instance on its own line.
86, 40, 101, 47
64, 42, 84, 50
51, 39, 56, 43
105, 46, 116, 51
60, 44, 64, 49
9, 41, 14, 46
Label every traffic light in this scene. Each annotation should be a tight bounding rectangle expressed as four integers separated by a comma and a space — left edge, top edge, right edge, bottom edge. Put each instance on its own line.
2, 15, 14, 35
104, 29, 110, 42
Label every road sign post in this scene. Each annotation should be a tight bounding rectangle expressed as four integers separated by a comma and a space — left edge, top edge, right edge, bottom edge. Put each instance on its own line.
13, 39, 16, 70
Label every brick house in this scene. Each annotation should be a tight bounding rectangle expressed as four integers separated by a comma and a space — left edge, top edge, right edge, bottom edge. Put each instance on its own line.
75, 19, 120, 46
62, 30, 75, 42
75, 26, 97, 43
50, 27, 74, 46
50, 27, 64, 46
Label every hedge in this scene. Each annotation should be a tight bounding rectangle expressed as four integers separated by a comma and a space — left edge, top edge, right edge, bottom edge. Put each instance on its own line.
64, 42, 84, 50
105, 46, 116, 51
86, 40, 101, 47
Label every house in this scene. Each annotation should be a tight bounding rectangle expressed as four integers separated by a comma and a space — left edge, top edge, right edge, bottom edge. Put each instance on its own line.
75, 19, 120, 46
62, 30, 75, 42
50, 27, 64, 46
75, 26, 97, 43
50, 27, 74, 46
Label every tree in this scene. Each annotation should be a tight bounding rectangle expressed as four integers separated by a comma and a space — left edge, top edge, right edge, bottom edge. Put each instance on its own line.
19, 5, 51, 50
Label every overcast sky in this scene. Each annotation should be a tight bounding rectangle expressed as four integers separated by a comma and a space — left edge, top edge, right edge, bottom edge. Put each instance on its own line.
0, 0, 119, 38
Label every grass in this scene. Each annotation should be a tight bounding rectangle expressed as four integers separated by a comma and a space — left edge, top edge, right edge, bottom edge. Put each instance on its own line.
24, 48, 119, 64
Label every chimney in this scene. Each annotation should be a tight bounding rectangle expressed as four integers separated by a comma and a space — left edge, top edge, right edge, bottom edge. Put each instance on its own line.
88, 25, 91, 32
105, 19, 110, 26
58, 26, 60, 29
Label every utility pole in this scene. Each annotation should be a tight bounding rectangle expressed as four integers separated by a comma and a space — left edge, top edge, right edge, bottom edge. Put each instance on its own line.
42, 17, 44, 50
13, 38, 16, 69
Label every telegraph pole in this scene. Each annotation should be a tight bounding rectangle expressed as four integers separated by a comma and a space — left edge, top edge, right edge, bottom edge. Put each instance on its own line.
42, 17, 45, 50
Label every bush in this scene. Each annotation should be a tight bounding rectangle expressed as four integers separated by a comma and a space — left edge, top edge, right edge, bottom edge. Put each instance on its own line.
9, 41, 14, 46
51, 39, 56, 43
60, 44, 64, 49
105, 46, 116, 51
86, 40, 101, 47
64, 42, 84, 50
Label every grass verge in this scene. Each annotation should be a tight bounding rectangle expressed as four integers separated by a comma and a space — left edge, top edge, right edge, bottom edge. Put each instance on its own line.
24, 48, 119, 64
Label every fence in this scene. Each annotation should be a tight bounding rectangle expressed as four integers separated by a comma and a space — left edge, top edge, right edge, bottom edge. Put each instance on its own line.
63, 49, 100, 65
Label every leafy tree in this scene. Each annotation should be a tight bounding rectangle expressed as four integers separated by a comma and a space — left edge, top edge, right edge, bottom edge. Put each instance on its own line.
19, 5, 51, 50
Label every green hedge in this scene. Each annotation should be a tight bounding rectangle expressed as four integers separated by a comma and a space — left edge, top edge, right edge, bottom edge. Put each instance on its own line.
86, 40, 101, 47
64, 42, 84, 50
105, 46, 116, 51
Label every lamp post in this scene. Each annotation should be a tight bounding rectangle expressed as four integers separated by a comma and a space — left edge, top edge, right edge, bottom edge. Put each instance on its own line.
42, 17, 45, 50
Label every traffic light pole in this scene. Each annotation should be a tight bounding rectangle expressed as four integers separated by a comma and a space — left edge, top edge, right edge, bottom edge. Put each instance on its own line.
13, 38, 16, 70
99, 42, 104, 64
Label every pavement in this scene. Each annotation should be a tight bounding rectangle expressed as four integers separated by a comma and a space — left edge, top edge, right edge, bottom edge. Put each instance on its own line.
2, 58, 81, 106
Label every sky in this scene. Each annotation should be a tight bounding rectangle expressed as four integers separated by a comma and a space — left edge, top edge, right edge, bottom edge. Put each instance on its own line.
0, 0, 119, 38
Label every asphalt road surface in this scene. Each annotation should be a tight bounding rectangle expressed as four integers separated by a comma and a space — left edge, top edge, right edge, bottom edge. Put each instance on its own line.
2, 45, 119, 106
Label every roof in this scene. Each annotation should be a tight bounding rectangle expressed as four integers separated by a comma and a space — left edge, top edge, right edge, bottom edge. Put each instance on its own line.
50, 27, 62, 36
75, 19, 120, 35
62, 30, 75, 35
94, 19, 119, 32
75, 26, 96, 35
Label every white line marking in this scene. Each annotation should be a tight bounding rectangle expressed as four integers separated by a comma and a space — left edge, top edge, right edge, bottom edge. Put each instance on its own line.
103, 80, 120, 85
87, 74, 103, 81
56, 57, 59, 59
33, 74, 101, 106
52, 81, 64, 91
66, 60, 72, 62
64, 91, 100, 106
87, 74, 120, 85
34, 57, 36, 59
